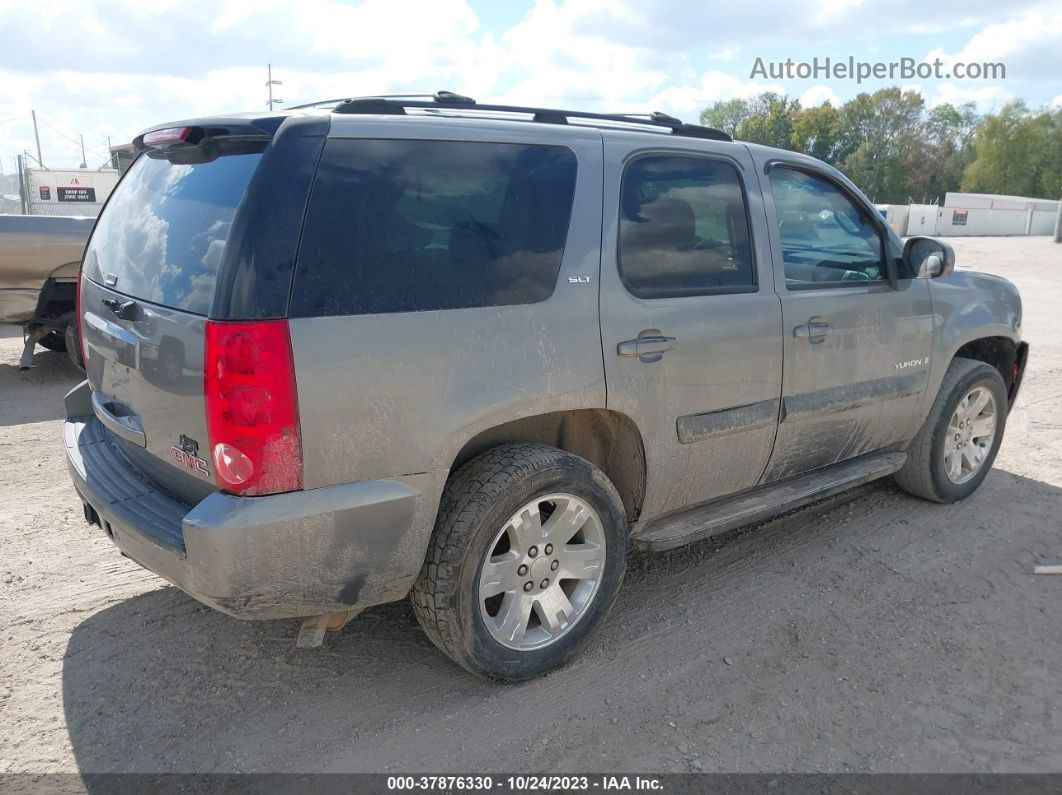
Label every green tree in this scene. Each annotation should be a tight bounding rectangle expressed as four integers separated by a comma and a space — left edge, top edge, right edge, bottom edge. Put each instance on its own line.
790, 102, 842, 163
736, 92, 800, 149
697, 87, 1060, 204
1030, 109, 1062, 198
835, 88, 926, 202
928, 102, 980, 149
699, 98, 752, 138
913, 102, 980, 203
963, 103, 1062, 198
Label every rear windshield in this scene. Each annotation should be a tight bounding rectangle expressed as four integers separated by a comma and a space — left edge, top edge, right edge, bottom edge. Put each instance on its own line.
291, 139, 578, 317
83, 152, 261, 315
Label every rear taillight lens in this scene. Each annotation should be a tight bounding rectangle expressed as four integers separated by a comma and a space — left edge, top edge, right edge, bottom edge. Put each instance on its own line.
204, 320, 303, 496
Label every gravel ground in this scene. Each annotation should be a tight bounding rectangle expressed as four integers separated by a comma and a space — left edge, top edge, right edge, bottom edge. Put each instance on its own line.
1, 236, 1060, 774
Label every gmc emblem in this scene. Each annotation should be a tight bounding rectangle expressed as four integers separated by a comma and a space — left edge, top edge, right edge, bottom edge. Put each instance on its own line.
172, 446, 210, 476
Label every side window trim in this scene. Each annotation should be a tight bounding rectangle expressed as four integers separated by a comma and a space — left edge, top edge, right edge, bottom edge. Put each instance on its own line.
617, 151, 760, 300
764, 160, 897, 291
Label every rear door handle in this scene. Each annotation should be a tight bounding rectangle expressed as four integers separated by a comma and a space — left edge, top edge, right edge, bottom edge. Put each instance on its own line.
617, 335, 678, 361
101, 297, 140, 321
794, 320, 833, 344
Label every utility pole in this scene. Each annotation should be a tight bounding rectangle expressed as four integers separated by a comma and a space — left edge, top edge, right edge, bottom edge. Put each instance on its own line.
79, 134, 87, 169
266, 64, 283, 110
30, 110, 43, 167
16, 154, 27, 215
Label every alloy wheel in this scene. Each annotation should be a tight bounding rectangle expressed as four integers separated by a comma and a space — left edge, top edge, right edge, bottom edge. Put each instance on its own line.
478, 493, 606, 651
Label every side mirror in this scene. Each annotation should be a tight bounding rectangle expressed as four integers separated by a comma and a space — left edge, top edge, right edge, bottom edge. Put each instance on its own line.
904, 236, 955, 279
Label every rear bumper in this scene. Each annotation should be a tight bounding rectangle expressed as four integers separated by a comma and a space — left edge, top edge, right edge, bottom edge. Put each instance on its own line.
63, 383, 441, 620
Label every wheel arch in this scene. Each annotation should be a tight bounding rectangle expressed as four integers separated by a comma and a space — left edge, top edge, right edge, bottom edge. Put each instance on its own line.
952, 336, 1018, 394
450, 408, 647, 523
920, 326, 1020, 424
29, 273, 78, 329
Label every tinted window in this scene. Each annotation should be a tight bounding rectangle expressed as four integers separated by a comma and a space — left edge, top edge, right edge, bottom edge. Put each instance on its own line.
768, 167, 885, 286
619, 156, 755, 298
291, 139, 578, 316
83, 152, 261, 315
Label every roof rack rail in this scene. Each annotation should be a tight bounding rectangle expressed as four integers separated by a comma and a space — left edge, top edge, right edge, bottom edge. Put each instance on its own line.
287, 90, 475, 111
327, 91, 732, 142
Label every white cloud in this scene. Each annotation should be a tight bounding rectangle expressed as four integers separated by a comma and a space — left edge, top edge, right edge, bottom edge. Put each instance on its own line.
875, 81, 1013, 112
491, 0, 676, 112
1052, 94, 1062, 108
927, 5, 1062, 81
647, 72, 784, 121
814, 0, 865, 25
710, 47, 742, 62
928, 83, 1014, 111
799, 85, 841, 107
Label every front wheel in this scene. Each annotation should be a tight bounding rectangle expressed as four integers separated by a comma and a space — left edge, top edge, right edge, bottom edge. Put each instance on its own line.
411, 444, 628, 681
895, 357, 1007, 503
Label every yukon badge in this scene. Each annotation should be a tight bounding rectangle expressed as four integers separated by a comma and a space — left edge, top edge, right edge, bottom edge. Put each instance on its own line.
894, 357, 927, 370
172, 434, 210, 476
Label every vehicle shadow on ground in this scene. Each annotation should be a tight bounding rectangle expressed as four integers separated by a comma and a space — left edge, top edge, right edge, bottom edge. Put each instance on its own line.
61, 466, 1062, 775
0, 344, 81, 426
61, 582, 482, 774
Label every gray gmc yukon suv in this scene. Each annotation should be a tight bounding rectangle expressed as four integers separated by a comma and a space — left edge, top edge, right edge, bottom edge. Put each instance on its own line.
64, 92, 1027, 680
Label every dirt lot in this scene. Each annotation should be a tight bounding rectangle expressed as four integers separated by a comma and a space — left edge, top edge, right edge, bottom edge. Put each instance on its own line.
1, 236, 1060, 774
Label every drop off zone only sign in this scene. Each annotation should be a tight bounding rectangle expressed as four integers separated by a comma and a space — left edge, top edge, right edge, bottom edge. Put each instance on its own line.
25, 168, 119, 216
57, 185, 96, 202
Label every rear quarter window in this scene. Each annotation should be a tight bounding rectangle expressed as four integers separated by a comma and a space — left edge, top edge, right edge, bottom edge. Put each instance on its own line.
290, 139, 578, 317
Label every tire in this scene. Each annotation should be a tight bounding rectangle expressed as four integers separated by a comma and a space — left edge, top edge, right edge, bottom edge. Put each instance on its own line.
895, 357, 1007, 503
37, 331, 67, 352
411, 443, 628, 681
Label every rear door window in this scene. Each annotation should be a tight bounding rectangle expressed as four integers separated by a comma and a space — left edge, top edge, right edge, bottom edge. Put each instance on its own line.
82, 152, 262, 315
291, 139, 578, 317
619, 155, 755, 298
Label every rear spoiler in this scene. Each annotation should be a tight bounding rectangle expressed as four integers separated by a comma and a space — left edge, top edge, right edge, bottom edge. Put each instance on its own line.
133, 116, 286, 163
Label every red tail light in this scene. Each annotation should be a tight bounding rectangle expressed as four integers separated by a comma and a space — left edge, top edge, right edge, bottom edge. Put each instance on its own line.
204, 320, 303, 496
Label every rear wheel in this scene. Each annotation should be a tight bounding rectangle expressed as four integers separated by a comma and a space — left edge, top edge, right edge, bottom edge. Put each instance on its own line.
895, 357, 1007, 503
411, 444, 628, 680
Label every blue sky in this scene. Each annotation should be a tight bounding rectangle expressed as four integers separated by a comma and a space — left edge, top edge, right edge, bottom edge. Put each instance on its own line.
0, 0, 1059, 170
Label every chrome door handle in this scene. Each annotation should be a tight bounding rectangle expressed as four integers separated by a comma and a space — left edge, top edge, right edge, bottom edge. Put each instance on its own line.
617, 335, 678, 361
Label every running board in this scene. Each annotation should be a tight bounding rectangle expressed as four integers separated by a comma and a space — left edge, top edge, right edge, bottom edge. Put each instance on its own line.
633, 451, 906, 552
